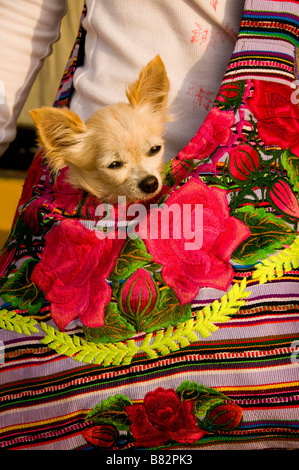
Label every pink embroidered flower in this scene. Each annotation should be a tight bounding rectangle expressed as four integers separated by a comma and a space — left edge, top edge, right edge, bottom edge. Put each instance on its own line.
125, 388, 207, 448
138, 178, 250, 304
31, 219, 125, 330
247, 80, 299, 156
177, 107, 235, 161
268, 179, 299, 219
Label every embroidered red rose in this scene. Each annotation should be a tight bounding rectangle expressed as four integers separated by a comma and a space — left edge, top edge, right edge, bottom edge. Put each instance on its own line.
177, 107, 235, 161
247, 80, 299, 156
138, 178, 250, 304
31, 219, 125, 330
125, 387, 206, 448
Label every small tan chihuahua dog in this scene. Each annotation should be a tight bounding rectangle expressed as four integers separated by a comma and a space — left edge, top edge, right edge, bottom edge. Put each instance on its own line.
30, 56, 170, 203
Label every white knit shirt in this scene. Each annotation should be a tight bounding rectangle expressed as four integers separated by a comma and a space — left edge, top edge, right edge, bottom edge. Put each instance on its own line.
0, 0, 245, 160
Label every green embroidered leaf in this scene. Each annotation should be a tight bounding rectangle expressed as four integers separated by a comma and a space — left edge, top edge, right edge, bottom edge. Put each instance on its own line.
83, 302, 136, 344
232, 206, 297, 264
0, 259, 45, 314
85, 394, 132, 431
142, 286, 192, 332
146, 262, 164, 276
176, 381, 229, 418
109, 237, 153, 282
0, 309, 39, 335
282, 149, 299, 193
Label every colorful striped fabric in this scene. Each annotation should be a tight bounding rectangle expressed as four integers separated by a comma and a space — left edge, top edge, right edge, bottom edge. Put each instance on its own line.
223, 0, 299, 85
1, 0, 299, 451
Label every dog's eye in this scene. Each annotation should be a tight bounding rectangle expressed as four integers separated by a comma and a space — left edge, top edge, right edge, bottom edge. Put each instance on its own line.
108, 161, 123, 169
148, 145, 161, 156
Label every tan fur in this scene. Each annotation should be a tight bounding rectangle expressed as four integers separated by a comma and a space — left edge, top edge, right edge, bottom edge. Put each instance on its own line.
30, 55, 170, 203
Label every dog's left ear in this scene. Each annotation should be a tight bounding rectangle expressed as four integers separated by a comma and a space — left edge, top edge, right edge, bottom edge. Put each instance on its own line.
30, 107, 87, 173
126, 55, 170, 118
30, 107, 86, 149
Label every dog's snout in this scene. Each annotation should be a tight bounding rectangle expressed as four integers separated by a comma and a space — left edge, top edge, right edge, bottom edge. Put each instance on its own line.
139, 175, 159, 194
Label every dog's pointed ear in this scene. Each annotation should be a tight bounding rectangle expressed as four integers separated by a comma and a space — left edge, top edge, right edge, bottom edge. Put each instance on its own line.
30, 107, 87, 172
30, 107, 86, 148
126, 55, 170, 118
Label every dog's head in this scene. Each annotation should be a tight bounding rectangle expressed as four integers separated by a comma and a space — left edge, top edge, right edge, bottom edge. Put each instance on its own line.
30, 56, 171, 203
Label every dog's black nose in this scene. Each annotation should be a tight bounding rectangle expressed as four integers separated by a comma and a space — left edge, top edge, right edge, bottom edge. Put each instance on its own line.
139, 176, 159, 194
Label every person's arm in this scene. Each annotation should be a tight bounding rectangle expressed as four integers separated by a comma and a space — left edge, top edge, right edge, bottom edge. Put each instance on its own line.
0, 0, 67, 157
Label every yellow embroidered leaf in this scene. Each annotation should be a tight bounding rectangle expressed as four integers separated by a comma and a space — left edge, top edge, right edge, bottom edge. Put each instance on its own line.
0, 310, 39, 336
252, 236, 299, 284
194, 278, 250, 338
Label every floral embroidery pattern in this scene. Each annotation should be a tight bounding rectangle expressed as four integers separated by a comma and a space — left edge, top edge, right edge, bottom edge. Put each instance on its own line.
125, 388, 207, 447
138, 178, 250, 305
1, 77, 299, 354
31, 219, 125, 331
0, 276, 250, 365
82, 382, 243, 449
207, 79, 299, 263
247, 80, 299, 155
228, 143, 260, 181
178, 106, 235, 162
83, 235, 193, 342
